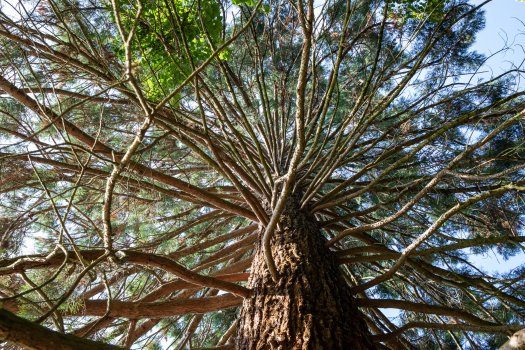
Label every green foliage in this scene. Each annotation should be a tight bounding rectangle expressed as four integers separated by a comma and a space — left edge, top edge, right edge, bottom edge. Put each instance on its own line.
391, 0, 451, 22
113, 0, 223, 100
58, 298, 85, 314
232, 0, 258, 5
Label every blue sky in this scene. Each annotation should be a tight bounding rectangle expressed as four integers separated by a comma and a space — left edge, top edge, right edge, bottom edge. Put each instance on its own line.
473, 0, 525, 77
465, 0, 525, 274
379, 1, 525, 322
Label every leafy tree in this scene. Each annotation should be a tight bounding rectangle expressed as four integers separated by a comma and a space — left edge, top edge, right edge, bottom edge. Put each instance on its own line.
0, 0, 524, 348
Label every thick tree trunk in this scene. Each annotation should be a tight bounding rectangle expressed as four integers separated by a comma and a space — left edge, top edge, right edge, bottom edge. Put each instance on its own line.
236, 201, 376, 349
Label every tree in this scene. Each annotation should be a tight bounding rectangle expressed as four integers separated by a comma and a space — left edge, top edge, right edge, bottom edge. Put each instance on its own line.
0, 0, 524, 348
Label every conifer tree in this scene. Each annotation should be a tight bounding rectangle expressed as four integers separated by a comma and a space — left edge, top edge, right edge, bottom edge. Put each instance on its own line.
0, 0, 524, 348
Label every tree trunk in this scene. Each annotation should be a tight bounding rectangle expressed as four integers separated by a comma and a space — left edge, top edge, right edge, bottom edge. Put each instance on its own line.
236, 201, 377, 349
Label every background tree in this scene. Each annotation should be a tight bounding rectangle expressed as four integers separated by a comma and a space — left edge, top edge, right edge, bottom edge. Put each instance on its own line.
0, 0, 524, 348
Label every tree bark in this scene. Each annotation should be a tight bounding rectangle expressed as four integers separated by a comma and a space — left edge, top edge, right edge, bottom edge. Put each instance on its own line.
236, 201, 376, 349
0, 309, 123, 350
68, 294, 242, 318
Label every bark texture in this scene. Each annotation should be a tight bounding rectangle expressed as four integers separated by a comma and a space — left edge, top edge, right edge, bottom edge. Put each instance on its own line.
236, 200, 377, 349
0, 309, 122, 350
68, 294, 242, 318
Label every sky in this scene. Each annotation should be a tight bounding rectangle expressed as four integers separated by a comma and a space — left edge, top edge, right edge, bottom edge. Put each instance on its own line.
464, 0, 525, 274
379, 0, 525, 322
472, 0, 525, 79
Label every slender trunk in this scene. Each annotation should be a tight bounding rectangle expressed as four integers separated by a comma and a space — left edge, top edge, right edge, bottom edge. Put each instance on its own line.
236, 201, 376, 349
